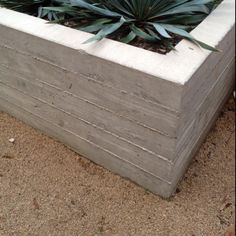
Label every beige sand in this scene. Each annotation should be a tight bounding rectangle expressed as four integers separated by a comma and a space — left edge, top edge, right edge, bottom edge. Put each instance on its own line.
0, 97, 235, 236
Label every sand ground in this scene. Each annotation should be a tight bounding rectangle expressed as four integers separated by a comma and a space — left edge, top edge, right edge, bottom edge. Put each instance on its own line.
0, 97, 235, 236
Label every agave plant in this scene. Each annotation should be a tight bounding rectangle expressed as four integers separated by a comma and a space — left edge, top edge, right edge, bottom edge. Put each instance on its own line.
0, 0, 219, 51
40, 0, 217, 50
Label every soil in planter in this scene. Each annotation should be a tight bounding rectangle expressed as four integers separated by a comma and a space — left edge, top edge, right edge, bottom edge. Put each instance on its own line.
129, 37, 182, 55
111, 31, 183, 55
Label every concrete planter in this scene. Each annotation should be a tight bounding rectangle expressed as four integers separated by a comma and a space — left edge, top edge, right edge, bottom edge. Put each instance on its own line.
0, 0, 235, 198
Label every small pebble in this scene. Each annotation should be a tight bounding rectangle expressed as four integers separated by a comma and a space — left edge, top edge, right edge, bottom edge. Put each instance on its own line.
8, 138, 15, 143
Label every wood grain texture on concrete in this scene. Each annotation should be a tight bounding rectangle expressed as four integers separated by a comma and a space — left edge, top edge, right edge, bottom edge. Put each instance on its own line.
0, 0, 235, 197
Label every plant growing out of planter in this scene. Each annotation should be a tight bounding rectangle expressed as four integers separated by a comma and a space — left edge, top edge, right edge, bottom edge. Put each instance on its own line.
46, 0, 219, 49
0, 0, 219, 50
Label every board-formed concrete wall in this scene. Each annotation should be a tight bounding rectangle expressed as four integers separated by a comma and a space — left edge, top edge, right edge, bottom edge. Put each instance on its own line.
0, 0, 235, 198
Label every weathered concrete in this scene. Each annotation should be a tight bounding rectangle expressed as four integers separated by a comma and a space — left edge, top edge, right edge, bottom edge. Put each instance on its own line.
0, 0, 235, 197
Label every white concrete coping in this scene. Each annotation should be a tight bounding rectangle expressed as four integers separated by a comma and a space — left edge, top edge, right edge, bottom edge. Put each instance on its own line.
0, 0, 235, 85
